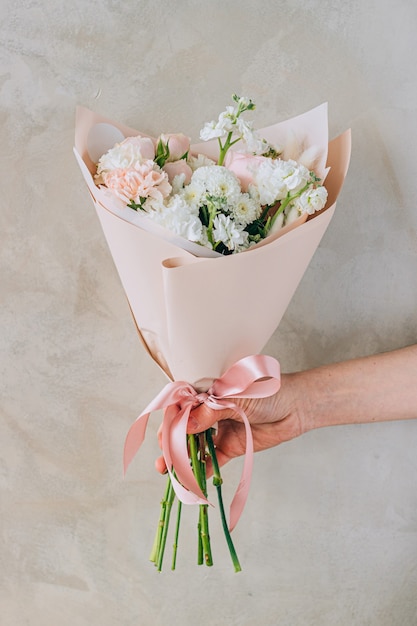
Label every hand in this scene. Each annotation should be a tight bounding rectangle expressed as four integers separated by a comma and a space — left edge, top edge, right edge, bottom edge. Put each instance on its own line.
155, 373, 305, 472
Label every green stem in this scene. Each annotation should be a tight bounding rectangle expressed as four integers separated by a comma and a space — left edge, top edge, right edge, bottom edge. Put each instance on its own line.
171, 500, 182, 570
150, 475, 172, 564
206, 428, 242, 572
268, 182, 312, 232
188, 433, 213, 566
156, 478, 175, 572
218, 132, 241, 165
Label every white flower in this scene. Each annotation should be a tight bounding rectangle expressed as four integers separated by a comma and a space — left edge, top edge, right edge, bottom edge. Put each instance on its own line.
188, 153, 216, 171
281, 159, 311, 193
252, 158, 311, 205
96, 141, 145, 178
191, 165, 241, 206
199, 120, 227, 141
236, 118, 269, 155
213, 214, 249, 251
292, 185, 328, 215
179, 179, 206, 209
251, 159, 288, 205
199, 103, 241, 141
171, 173, 186, 195
231, 193, 261, 227
147, 194, 203, 242
284, 205, 301, 225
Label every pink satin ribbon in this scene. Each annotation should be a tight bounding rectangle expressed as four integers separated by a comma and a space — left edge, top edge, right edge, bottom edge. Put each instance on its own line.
124, 354, 281, 531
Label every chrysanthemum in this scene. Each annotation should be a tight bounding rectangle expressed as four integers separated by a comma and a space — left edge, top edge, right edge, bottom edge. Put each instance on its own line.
231, 193, 261, 227
191, 166, 241, 206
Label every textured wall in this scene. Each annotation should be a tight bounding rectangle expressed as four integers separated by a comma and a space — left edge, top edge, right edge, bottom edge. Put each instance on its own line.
1, 1, 417, 624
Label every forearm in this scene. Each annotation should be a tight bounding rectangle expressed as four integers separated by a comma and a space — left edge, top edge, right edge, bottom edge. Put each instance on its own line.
291, 344, 417, 432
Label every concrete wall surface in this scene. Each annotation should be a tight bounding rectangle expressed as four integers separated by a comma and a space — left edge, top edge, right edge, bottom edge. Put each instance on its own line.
1, 1, 416, 624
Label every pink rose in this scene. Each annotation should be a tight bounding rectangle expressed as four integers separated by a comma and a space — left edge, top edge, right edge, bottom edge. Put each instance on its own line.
159, 133, 190, 162
121, 136, 156, 161
224, 151, 268, 191
162, 160, 193, 184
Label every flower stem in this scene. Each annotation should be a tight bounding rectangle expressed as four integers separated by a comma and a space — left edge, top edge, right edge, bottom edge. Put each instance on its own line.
206, 428, 242, 572
171, 500, 182, 570
218, 132, 241, 165
150, 474, 175, 571
150, 475, 171, 564
267, 182, 312, 232
188, 433, 213, 566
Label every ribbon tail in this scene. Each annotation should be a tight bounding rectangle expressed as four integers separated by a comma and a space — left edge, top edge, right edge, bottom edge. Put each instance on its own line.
227, 406, 254, 532
123, 412, 151, 475
162, 405, 208, 506
123, 380, 192, 475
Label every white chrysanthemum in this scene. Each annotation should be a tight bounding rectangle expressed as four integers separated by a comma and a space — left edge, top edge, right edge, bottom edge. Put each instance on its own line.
188, 153, 216, 171
147, 194, 203, 242
179, 179, 206, 209
292, 185, 328, 215
231, 193, 261, 227
191, 165, 241, 205
213, 214, 249, 251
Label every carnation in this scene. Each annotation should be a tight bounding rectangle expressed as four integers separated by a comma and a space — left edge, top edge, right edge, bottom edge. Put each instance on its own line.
147, 194, 203, 242
102, 161, 171, 205
96, 140, 152, 181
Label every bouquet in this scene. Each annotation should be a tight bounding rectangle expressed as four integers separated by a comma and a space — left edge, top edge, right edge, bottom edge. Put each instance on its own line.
74, 96, 351, 571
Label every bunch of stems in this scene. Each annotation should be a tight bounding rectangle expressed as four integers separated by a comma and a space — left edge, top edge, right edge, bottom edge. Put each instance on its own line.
149, 428, 241, 572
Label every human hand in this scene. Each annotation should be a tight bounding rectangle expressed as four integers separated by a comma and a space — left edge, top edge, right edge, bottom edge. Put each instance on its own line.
155, 373, 306, 473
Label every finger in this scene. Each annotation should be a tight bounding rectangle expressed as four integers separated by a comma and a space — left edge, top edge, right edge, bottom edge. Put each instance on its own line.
155, 455, 167, 474
187, 402, 236, 434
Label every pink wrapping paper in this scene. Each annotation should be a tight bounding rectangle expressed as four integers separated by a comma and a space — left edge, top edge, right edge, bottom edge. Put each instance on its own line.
74, 105, 351, 386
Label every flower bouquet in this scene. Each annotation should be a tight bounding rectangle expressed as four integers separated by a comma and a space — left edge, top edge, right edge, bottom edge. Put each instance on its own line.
74, 96, 351, 571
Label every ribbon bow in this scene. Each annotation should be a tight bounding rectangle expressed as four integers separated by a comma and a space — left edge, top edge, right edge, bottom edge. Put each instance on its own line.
124, 354, 280, 530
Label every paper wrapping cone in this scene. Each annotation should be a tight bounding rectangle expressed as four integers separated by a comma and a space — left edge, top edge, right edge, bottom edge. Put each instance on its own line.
74, 106, 351, 385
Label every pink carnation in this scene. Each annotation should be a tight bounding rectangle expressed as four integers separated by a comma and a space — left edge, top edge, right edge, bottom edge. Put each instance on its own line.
103, 160, 171, 204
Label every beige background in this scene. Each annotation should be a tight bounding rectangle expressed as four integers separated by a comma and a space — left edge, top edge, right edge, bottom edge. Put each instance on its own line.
1, 1, 417, 624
